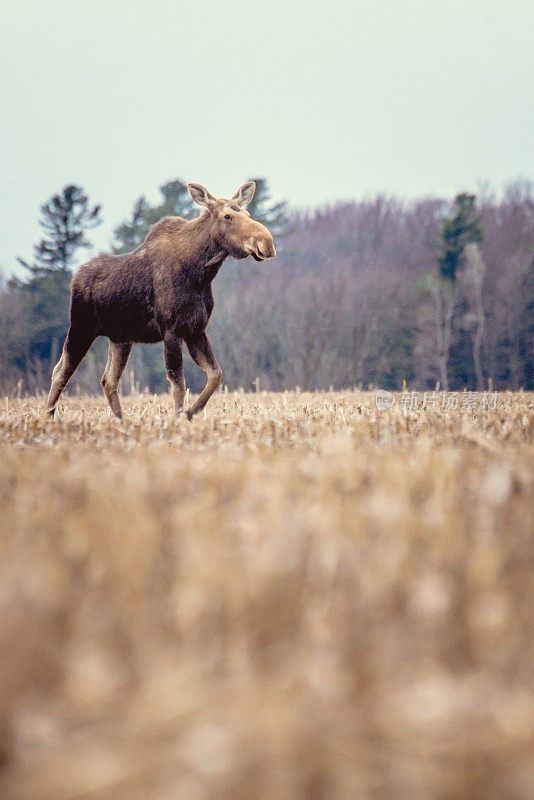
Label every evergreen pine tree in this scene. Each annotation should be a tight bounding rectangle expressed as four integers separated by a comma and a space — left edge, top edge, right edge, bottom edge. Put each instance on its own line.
112, 197, 151, 256
425, 194, 484, 390
18, 185, 101, 275
438, 193, 482, 282
13, 185, 102, 382
113, 180, 195, 254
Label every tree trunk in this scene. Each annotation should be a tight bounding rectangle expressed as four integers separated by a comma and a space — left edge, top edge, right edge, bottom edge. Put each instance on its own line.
430, 277, 454, 392
465, 243, 486, 390
473, 306, 484, 390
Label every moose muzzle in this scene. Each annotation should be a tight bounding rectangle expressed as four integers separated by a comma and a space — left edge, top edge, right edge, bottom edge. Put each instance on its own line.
249, 234, 277, 261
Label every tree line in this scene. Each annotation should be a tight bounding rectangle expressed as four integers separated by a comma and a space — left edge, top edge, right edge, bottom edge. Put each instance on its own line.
1, 177, 533, 395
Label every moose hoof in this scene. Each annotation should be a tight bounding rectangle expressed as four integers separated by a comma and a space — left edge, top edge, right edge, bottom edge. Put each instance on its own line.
185, 409, 194, 421
174, 408, 193, 421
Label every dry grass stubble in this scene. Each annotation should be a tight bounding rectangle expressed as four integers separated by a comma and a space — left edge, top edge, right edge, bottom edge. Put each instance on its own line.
1, 391, 534, 799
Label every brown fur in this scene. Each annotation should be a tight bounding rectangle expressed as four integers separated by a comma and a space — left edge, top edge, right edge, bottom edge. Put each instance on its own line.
46, 182, 276, 420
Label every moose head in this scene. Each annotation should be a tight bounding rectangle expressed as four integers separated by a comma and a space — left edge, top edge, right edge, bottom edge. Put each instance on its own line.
187, 181, 277, 262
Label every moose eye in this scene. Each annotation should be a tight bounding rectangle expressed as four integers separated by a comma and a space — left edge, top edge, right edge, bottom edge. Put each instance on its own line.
224, 213, 232, 221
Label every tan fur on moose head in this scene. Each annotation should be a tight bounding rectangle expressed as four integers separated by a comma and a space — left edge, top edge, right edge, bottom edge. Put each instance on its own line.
46, 181, 277, 421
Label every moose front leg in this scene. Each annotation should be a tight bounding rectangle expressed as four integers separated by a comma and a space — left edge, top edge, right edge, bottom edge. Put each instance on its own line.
185, 332, 223, 419
163, 332, 187, 417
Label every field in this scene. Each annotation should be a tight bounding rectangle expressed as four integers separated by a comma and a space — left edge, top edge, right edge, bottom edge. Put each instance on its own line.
1, 390, 534, 800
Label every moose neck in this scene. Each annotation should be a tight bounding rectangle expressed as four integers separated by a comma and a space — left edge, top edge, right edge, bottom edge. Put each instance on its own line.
184, 212, 227, 287
201, 251, 227, 283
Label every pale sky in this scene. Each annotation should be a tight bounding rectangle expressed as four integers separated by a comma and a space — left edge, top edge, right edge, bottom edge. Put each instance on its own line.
1, 0, 533, 275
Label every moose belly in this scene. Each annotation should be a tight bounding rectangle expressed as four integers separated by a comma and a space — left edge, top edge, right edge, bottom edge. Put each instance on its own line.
95, 303, 163, 344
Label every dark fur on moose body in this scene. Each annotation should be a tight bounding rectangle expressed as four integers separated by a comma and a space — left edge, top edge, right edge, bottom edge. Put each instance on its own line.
74, 215, 220, 345
46, 181, 276, 420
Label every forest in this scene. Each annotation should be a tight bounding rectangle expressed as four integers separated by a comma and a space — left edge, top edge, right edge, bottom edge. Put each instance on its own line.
1, 177, 533, 395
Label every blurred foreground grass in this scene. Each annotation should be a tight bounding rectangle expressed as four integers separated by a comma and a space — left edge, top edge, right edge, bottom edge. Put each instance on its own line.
1, 391, 534, 800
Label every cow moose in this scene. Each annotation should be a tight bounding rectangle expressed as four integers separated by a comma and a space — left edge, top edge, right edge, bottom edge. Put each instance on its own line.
46, 181, 277, 420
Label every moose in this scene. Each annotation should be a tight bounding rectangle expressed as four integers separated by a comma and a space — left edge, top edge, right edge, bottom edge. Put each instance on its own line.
46, 181, 277, 420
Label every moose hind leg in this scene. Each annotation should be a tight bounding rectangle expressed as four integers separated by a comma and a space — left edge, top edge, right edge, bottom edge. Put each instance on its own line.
101, 341, 132, 419
47, 328, 94, 416
185, 333, 222, 419
163, 332, 186, 416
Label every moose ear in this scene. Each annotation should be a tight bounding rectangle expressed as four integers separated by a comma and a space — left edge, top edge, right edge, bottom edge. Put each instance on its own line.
231, 181, 256, 208
187, 183, 216, 207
